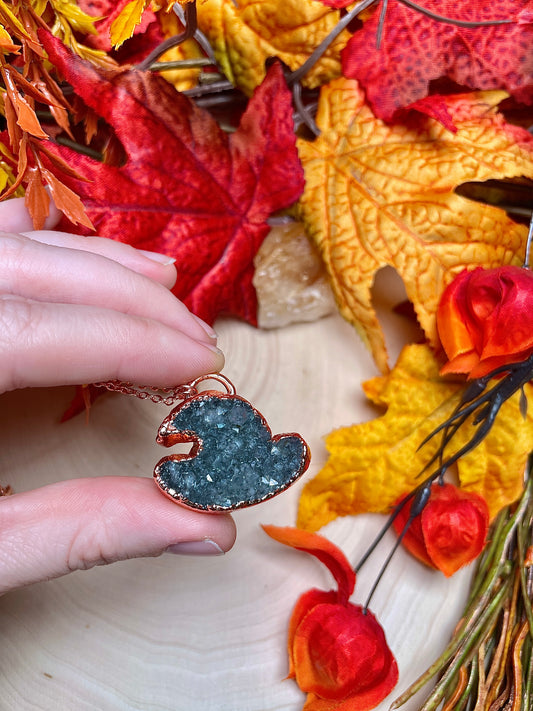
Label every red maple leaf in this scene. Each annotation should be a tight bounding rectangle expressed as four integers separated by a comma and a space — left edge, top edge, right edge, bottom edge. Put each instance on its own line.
342, 0, 533, 122
38, 30, 304, 325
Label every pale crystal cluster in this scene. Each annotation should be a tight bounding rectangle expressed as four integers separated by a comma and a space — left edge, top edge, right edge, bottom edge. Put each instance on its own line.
253, 222, 336, 328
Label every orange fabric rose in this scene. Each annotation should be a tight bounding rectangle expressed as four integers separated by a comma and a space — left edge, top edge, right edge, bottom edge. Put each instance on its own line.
263, 526, 398, 711
393, 483, 489, 577
437, 266, 533, 379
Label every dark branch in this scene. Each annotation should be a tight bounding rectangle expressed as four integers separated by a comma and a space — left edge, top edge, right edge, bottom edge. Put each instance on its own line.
397, 0, 513, 27
136, 1, 198, 72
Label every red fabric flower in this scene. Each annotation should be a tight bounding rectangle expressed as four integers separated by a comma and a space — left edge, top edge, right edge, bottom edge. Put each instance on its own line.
393, 483, 489, 577
437, 266, 533, 379
262, 526, 398, 711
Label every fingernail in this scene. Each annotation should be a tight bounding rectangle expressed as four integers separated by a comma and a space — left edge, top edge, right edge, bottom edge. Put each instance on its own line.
203, 343, 224, 358
139, 249, 176, 266
165, 539, 225, 556
192, 314, 218, 340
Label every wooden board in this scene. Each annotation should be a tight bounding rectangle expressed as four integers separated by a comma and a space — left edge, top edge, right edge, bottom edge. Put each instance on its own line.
0, 310, 471, 710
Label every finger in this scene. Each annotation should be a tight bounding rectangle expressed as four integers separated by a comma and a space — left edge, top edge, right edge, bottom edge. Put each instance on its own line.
0, 195, 61, 232
23, 230, 178, 290
0, 297, 224, 392
1, 196, 178, 289
0, 233, 215, 344
0, 477, 237, 594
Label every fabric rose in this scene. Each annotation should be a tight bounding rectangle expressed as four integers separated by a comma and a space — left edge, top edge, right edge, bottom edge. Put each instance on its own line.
437, 266, 533, 379
263, 525, 398, 711
393, 483, 489, 577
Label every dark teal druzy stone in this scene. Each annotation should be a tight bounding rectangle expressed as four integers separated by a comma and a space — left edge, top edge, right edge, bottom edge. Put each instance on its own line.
154, 394, 309, 510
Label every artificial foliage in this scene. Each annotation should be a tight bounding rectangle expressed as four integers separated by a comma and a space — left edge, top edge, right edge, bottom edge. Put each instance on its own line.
297, 344, 533, 529
297, 82, 533, 372
195, 0, 348, 94
39, 29, 304, 325
341, 0, 533, 121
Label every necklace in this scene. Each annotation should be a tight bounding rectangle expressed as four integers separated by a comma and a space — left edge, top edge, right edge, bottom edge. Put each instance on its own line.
95, 374, 311, 512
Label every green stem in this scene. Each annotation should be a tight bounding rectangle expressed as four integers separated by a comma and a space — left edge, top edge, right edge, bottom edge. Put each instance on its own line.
148, 58, 213, 71
423, 598, 507, 711
463, 482, 533, 622
517, 506, 533, 636
391, 578, 511, 710
54, 136, 102, 161
524, 635, 533, 711
466, 505, 508, 604
391, 479, 533, 709
454, 658, 478, 711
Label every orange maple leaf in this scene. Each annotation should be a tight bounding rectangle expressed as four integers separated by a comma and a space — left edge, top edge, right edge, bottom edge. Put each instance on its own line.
196, 0, 349, 95
296, 79, 533, 373
297, 344, 533, 532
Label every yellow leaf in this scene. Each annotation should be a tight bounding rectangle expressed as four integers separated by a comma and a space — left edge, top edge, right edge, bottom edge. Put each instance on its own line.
196, 0, 349, 95
45, 0, 99, 35
30, 0, 48, 15
297, 344, 533, 532
30, 0, 115, 67
0, 23, 19, 54
297, 79, 533, 374
110, 0, 149, 49
0, 161, 14, 194
152, 0, 187, 7
0, 140, 24, 199
0, 1, 30, 39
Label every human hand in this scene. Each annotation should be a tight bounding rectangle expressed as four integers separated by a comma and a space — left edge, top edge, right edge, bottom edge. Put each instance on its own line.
0, 198, 236, 595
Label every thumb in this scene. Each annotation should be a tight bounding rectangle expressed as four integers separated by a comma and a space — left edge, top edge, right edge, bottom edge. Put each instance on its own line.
0, 477, 236, 594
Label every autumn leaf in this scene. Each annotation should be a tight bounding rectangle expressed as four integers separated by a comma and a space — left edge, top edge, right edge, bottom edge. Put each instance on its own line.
59, 384, 101, 423
77, 2, 199, 89
0, 22, 21, 54
297, 344, 533, 532
342, 0, 533, 122
296, 78, 533, 373
519, 2, 533, 23
43, 0, 102, 37
315, 0, 352, 6
110, 0, 150, 48
30, 0, 115, 67
39, 30, 304, 326
196, 0, 349, 95
0, 142, 22, 196
77, 0, 156, 52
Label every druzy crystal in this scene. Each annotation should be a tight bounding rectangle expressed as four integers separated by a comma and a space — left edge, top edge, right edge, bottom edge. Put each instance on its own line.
154, 394, 309, 511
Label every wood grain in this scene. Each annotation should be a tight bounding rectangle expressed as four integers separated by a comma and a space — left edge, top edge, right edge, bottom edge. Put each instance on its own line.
0, 311, 470, 711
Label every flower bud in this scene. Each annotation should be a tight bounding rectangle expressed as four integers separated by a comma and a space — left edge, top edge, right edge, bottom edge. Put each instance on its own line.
393, 483, 489, 576
263, 525, 398, 709
437, 266, 533, 378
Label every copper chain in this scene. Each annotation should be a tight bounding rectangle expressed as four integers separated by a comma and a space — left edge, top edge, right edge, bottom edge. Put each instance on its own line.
92, 380, 197, 406
92, 373, 236, 406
